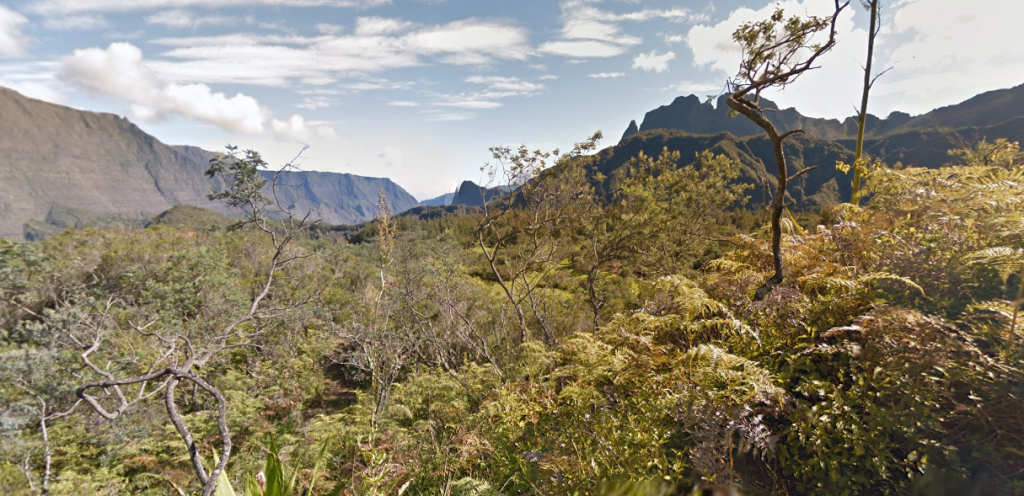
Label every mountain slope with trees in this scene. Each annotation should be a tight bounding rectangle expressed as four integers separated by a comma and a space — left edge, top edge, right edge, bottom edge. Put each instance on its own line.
2, 135, 1022, 495
628, 83, 1024, 142
3, 4, 1024, 494
0, 87, 419, 240
607, 83, 1024, 206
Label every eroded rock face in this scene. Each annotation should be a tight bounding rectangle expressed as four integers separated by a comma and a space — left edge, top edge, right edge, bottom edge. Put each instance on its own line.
620, 120, 639, 143
598, 83, 1024, 207
451, 180, 505, 207
0, 86, 418, 239
259, 169, 418, 226
629, 82, 1024, 143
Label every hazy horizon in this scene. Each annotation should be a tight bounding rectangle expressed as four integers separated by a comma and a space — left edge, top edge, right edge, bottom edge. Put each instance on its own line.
0, 0, 1018, 200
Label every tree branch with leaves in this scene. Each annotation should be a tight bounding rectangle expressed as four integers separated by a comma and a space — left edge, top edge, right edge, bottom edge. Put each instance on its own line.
725, 0, 848, 298
5, 145, 321, 496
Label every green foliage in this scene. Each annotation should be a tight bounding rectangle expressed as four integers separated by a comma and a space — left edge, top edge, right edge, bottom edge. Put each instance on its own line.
4, 135, 1024, 496
948, 138, 1023, 169
206, 146, 270, 219
150, 205, 234, 232
573, 148, 748, 328
731, 7, 837, 94
474, 314, 783, 494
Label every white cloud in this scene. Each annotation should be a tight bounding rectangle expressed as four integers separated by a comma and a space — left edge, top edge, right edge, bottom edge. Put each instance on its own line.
684, 0, 866, 118
340, 78, 414, 91
633, 50, 675, 73
421, 109, 473, 121
664, 34, 684, 44
355, 16, 412, 36
0, 61, 67, 103
1, 79, 65, 103
44, 15, 108, 30
0, 4, 29, 57
538, 74, 558, 80
152, 33, 318, 48
614, 8, 694, 22
589, 72, 624, 79
140, 18, 529, 88
271, 114, 335, 142
405, 19, 530, 64
387, 100, 419, 107
683, 0, 1024, 118
540, 3, 642, 58
147, 10, 237, 28
297, 95, 336, 109
878, 0, 1024, 115
28, 0, 391, 15
272, 114, 309, 142
59, 42, 299, 134
561, 18, 641, 46
435, 100, 503, 109
666, 81, 723, 95
465, 75, 543, 94
541, 40, 628, 58
316, 23, 344, 35
430, 75, 542, 110
315, 124, 337, 140
301, 76, 335, 86
541, 1, 703, 58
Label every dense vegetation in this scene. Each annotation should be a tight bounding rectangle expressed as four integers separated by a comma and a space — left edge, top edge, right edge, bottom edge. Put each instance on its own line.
3, 5, 1024, 494
1, 134, 1023, 495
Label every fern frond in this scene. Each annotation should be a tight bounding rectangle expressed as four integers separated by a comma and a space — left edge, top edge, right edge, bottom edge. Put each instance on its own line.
857, 272, 926, 296
967, 247, 1024, 283
797, 271, 858, 294
704, 259, 752, 273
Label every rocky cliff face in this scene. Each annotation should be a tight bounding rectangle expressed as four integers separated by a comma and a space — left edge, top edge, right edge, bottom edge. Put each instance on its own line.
0, 86, 417, 239
263, 170, 418, 225
622, 83, 1024, 144
450, 180, 505, 207
601, 82, 1024, 208
621, 120, 639, 142
628, 94, 910, 143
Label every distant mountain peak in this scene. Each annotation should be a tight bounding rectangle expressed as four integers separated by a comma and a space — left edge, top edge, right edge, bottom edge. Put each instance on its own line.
450, 180, 506, 207
620, 120, 639, 143
0, 85, 418, 240
592, 82, 1024, 210
628, 82, 1024, 143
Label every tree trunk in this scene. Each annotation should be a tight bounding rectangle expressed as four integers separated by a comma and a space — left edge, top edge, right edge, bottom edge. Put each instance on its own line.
767, 138, 788, 287
727, 94, 797, 298
1011, 266, 1023, 353
587, 266, 603, 332
851, 0, 879, 204
39, 406, 51, 495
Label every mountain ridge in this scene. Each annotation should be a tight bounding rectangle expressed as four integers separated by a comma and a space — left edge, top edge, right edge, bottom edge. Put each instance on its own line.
625, 83, 1024, 144
0, 86, 418, 240
596, 82, 1024, 208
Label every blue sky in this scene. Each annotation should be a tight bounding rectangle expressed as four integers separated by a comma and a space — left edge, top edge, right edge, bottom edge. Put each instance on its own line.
0, 0, 1020, 201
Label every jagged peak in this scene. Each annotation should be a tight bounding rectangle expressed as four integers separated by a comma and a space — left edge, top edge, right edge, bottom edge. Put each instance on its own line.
620, 120, 639, 143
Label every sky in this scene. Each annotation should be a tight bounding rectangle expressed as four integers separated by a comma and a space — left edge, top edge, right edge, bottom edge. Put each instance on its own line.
0, 0, 1020, 201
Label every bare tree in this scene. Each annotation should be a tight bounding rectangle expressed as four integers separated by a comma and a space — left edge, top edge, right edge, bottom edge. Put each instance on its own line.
331, 190, 418, 425
850, 0, 890, 205
0, 346, 80, 495
9, 146, 319, 496
725, 1, 848, 298
14, 385, 79, 495
477, 134, 600, 344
